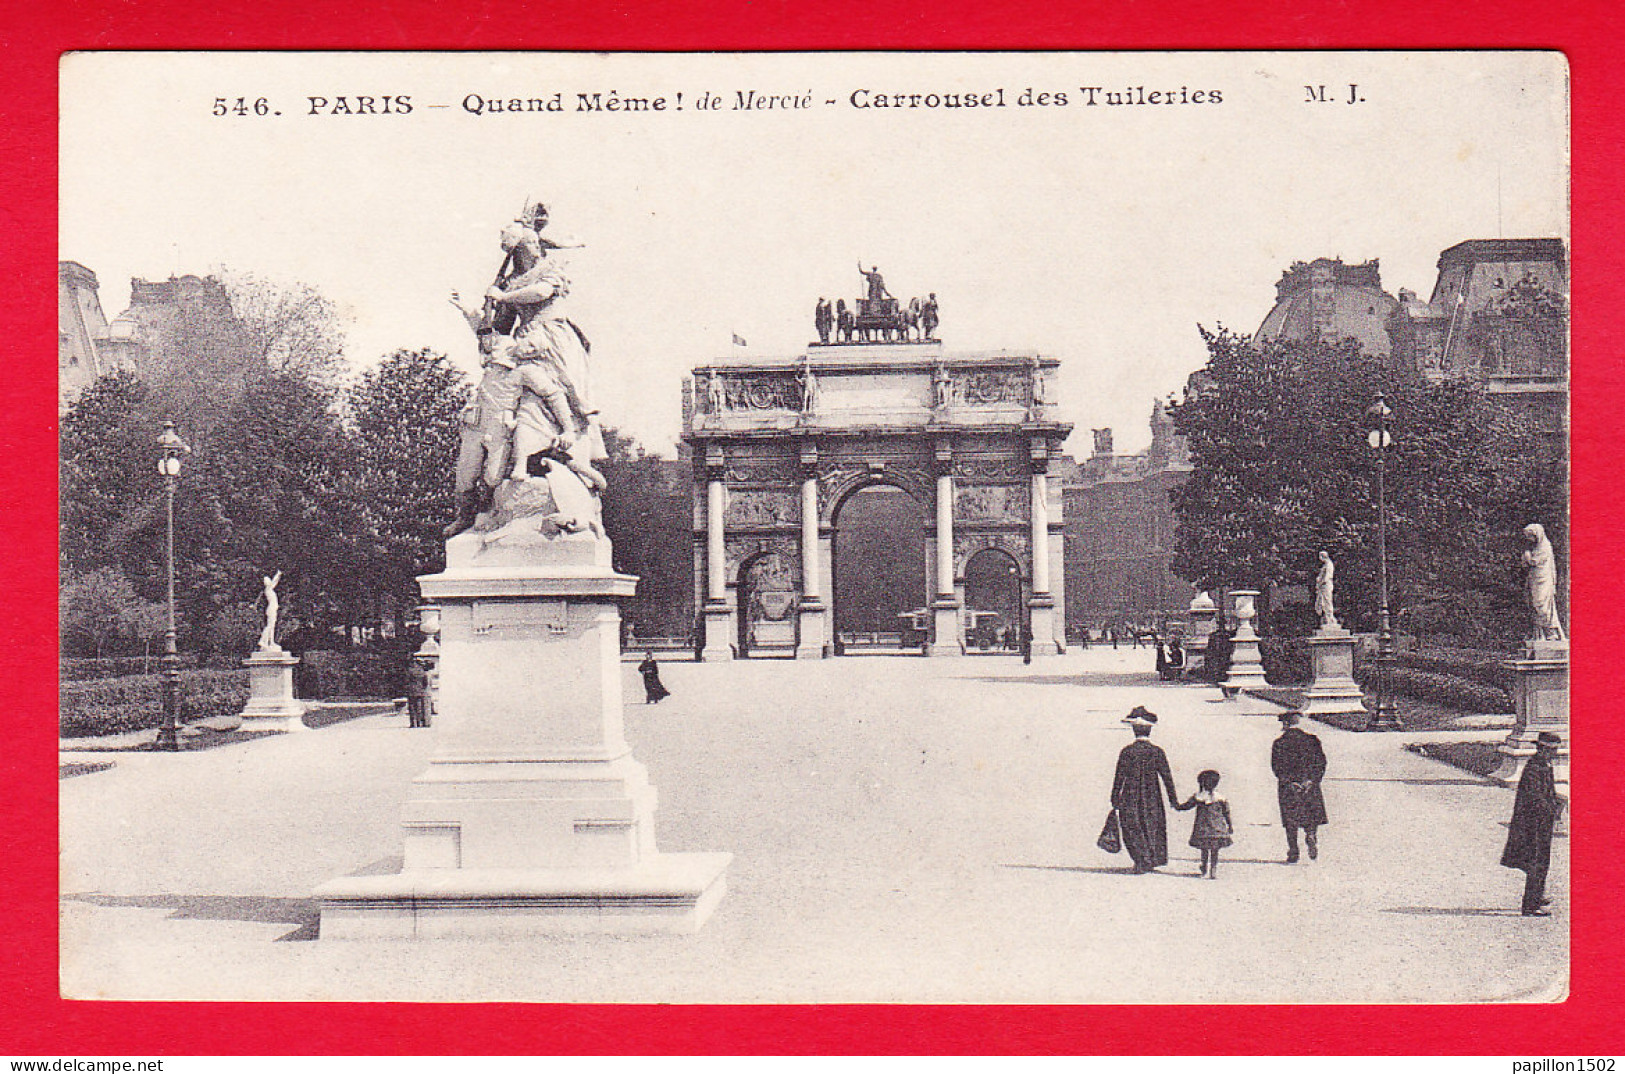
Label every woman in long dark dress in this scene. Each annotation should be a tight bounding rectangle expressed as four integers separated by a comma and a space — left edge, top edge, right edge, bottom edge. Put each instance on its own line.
1110, 706, 1181, 873
638, 651, 671, 704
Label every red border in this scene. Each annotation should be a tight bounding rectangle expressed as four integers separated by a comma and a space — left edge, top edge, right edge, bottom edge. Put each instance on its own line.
7, 0, 1620, 1056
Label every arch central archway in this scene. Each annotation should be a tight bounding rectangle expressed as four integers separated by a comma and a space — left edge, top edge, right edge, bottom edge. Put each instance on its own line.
831, 483, 929, 652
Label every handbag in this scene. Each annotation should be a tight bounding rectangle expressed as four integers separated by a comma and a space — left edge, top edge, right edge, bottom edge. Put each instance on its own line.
1097, 808, 1123, 854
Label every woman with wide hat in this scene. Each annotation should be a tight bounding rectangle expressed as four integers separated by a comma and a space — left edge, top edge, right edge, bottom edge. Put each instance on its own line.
1110, 706, 1181, 873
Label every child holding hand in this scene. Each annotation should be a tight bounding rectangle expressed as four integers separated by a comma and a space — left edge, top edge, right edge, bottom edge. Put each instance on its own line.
1176, 769, 1234, 879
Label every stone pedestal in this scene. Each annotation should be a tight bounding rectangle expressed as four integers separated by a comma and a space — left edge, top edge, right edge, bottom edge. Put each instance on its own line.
1492, 640, 1570, 812
1187, 591, 1218, 653
926, 598, 963, 657
1224, 589, 1269, 690
317, 517, 730, 937
701, 601, 735, 662
238, 648, 305, 732
1302, 629, 1366, 718
795, 598, 828, 659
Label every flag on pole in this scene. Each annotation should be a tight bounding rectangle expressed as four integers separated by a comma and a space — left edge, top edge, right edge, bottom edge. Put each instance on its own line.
732, 333, 747, 347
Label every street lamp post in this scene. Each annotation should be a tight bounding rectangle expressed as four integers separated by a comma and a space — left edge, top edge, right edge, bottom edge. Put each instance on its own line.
1365, 394, 1401, 731
154, 421, 189, 751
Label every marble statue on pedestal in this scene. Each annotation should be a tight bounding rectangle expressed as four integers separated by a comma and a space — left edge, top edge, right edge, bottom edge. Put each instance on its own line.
256, 570, 282, 651
1314, 551, 1338, 630
1522, 523, 1565, 642
443, 208, 610, 542
318, 203, 729, 938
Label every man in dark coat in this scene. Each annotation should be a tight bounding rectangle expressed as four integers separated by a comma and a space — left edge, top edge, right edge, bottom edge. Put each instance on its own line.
1271, 710, 1328, 862
1201, 620, 1233, 682
1502, 731, 1563, 916
638, 651, 671, 704
406, 657, 431, 728
1110, 706, 1180, 873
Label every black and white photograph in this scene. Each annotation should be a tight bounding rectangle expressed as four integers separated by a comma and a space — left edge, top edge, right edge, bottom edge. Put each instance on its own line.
58, 50, 1569, 1003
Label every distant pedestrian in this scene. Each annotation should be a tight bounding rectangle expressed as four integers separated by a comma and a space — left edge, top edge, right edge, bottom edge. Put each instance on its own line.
1502, 731, 1563, 916
1167, 638, 1186, 677
1021, 626, 1033, 665
1155, 639, 1168, 678
639, 651, 671, 704
1110, 706, 1180, 873
1201, 620, 1233, 682
1271, 710, 1327, 863
1175, 769, 1234, 879
406, 657, 431, 728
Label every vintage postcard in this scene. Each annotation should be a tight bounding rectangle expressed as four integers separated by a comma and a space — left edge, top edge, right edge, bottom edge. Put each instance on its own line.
58, 50, 1569, 1003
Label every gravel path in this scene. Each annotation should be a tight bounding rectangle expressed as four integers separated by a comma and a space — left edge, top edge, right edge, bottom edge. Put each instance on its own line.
60, 648, 1565, 1002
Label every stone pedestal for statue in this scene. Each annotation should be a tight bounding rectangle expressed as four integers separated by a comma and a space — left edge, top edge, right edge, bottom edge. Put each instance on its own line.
238, 647, 305, 732
1302, 629, 1366, 718
1491, 640, 1569, 813
926, 598, 962, 657
1224, 589, 1269, 690
317, 499, 731, 937
701, 601, 735, 662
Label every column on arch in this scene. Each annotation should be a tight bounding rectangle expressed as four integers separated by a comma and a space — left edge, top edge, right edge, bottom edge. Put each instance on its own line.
928, 437, 962, 655
1027, 435, 1059, 656
700, 443, 734, 661
795, 441, 827, 659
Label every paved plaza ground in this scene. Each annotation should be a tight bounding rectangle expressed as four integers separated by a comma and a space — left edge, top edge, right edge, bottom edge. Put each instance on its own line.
59, 647, 1566, 1003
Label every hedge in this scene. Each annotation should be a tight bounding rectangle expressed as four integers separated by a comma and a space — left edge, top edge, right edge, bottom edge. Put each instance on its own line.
61, 653, 200, 682
60, 669, 251, 738
1387, 649, 1515, 692
297, 650, 408, 700
1260, 637, 1311, 686
1355, 662, 1514, 714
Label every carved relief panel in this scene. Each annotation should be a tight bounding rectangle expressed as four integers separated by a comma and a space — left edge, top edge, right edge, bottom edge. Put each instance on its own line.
954, 483, 1023, 523
725, 489, 799, 527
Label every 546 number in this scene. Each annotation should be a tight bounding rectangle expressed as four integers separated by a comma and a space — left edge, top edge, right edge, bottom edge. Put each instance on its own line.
213, 97, 274, 116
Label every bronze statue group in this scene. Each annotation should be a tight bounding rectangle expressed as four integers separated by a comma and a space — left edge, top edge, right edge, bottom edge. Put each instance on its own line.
1100, 704, 1560, 914
814, 264, 939, 345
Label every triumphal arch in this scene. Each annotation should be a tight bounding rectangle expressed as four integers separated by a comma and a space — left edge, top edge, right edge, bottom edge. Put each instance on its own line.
682, 270, 1071, 659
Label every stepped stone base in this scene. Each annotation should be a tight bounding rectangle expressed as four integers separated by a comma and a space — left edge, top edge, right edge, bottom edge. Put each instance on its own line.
317, 854, 732, 938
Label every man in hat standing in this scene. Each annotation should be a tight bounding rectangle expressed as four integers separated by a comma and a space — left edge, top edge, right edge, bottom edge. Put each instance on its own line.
1111, 706, 1180, 873
1271, 710, 1328, 863
1502, 731, 1563, 916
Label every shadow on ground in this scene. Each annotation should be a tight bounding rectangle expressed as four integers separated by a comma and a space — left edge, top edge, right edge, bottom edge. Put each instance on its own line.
59, 761, 116, 779
65, 893, 321, 941
63, 729, 284, 753
1382, 906, 1530, 918
1325, 776, 1496, 788
957, 673, 1169, 689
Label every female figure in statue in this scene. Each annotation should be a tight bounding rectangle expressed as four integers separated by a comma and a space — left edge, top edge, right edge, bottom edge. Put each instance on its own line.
1522, 523, 1565, 641
257, 570, 282, 651
484, 222, 606, 491
1314, 550, 1337, 629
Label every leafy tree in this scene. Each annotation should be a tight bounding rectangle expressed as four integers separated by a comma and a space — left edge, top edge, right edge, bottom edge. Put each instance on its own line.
187, 369, 355, 648
344, 348, 469, 628
223, 271, 348, 384
1168, 327, 1565, 643
599, 429, 694, 639
59, 371, 162, 578
59, 567, 167, 658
